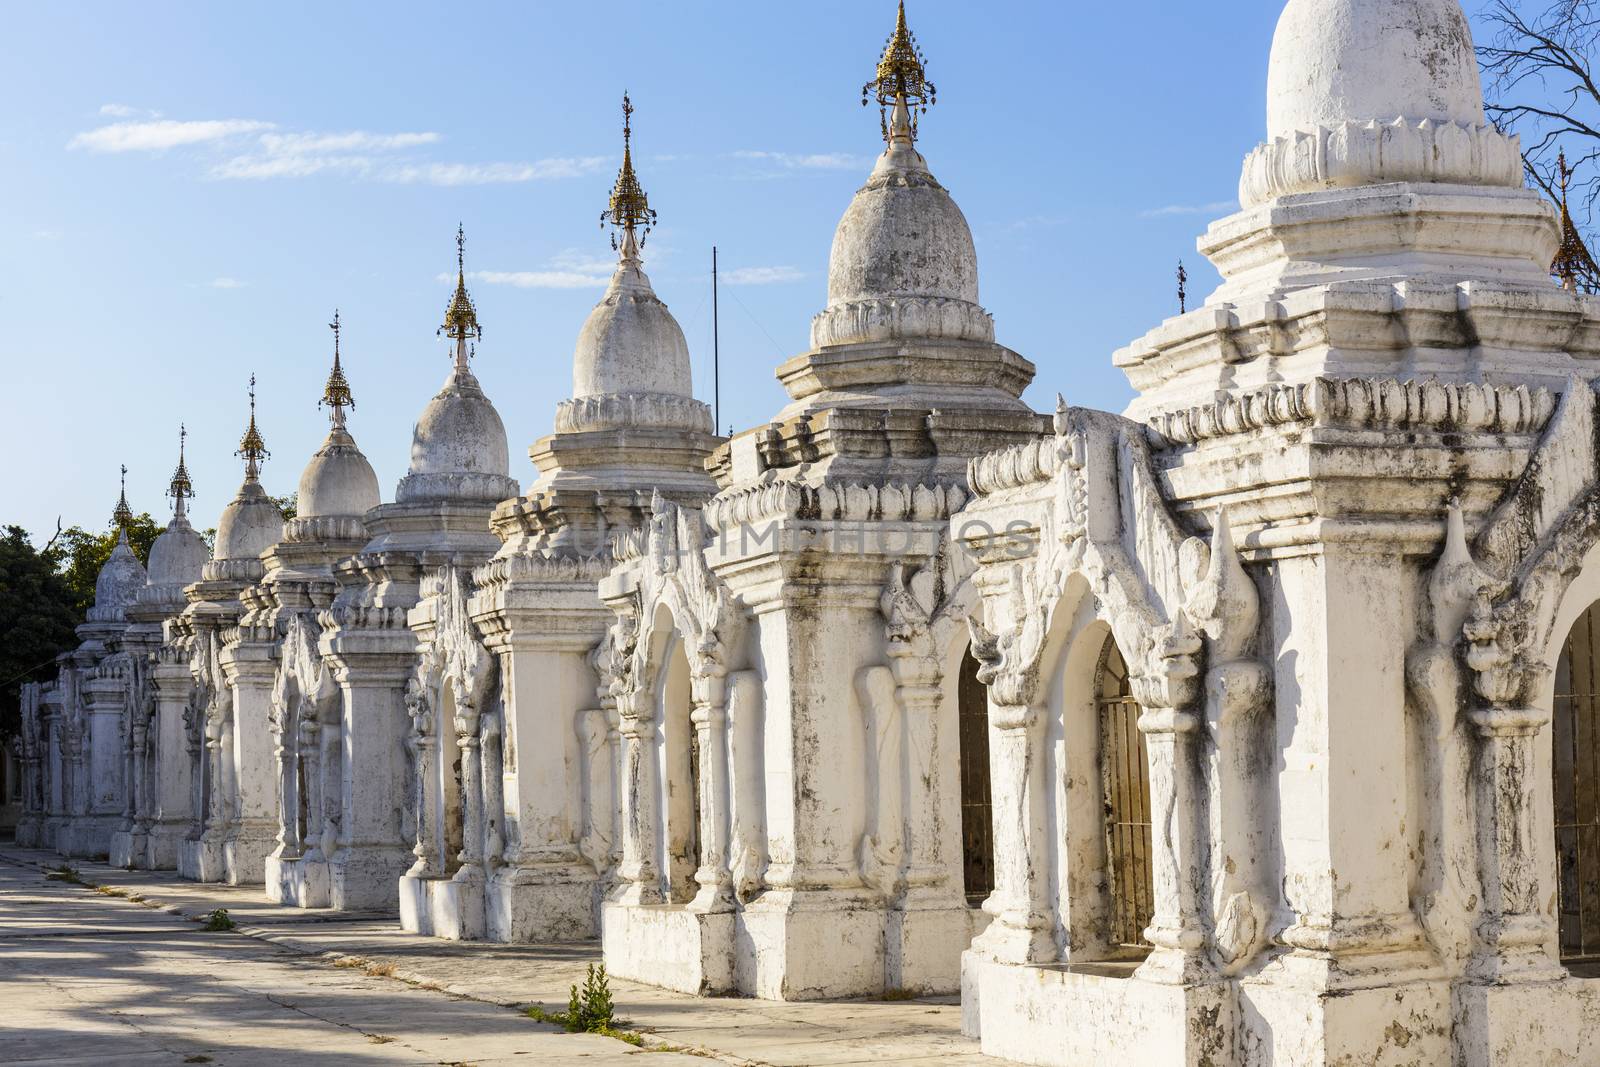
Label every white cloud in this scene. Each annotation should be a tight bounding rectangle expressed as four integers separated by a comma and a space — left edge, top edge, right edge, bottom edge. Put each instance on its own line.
724, 265, 805, 285
734, 149, 862, 170
69, 118, 273, 153
439, 268, 610, 290
206, 277, 246, 289
380, 157, 606, 186
259, 130, 439, 155
98, 103, 152, 118
1138, 200, 1235, 219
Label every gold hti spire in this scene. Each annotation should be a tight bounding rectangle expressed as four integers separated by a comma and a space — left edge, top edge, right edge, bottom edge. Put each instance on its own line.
862, 1, 935, 144
321, 309, 354, 429
440, 224, 481, 372
111, 464, 135, 532
236, 374, 269, 482
601, 93, 657, 255
168, 424, 195, 520
1553, 151, 1599, 293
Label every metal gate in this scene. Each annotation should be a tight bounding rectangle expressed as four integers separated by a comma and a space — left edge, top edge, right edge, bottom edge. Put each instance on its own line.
1555, 602, 1600, 960
1098, 636, 1153, 952
958, 649, 994, 906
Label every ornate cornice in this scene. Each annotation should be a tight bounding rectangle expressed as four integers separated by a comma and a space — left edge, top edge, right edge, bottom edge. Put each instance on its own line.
701, 479, 969, 534
1238, 119, 1523, 209
555, 391, 713, 435
1146, 377, 1558, 447
810, 294, 994, 349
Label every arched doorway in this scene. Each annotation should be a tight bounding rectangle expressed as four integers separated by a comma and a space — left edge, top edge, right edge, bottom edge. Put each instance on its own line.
654, 624, 698, 904
957, 647, 994, 906
1097, 634, 1153, 953
1554, 600, 1600, 961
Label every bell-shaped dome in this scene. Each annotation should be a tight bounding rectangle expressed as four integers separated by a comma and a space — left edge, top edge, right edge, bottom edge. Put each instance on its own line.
574, 256, 693, 399
395, 365, 520, 505
811, 100, 992, 349
86, 531, 148, 623
1267, 0, 1483, 138
214, 480, 283, 561
145, 515, 209, 590
298, 426, 380, 519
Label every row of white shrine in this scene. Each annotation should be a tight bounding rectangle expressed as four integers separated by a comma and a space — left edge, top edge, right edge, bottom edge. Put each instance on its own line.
17, 2, 1600, 1063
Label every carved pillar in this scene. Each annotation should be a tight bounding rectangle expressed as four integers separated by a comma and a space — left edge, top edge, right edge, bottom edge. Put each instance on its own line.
615, 689, 664, 904
690, 672, 733, 909
972, 700, 1054, 964
275, 709, 303, 858
1468, 704, 1561, 981
480, 709, 506, 868
1134, 701, 1209, 982
405, 685, 442, 877
454, 701, 485, 877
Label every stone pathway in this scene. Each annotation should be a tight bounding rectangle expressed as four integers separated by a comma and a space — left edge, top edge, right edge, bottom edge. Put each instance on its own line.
0, 846, 998, 1066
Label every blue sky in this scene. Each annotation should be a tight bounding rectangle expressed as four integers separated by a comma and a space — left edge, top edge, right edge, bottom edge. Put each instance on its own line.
3, 2, 1311, 538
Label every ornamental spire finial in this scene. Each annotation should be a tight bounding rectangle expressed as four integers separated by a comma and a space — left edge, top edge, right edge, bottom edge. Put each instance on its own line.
1553, 151, 1598, 293
440, 224, 481, 372
168, 425, 195, 520
862, 1, 935, 145
601, 93, 657, 258
236, 374, 269, 483
321, 309, 354, 429
111, 464, 134, 533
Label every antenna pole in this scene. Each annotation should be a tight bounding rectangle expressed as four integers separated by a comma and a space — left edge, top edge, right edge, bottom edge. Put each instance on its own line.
712, 245, 721, 435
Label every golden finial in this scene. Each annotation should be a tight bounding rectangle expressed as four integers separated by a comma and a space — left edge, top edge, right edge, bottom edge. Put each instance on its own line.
321, 309, 354, 427
111, 464, 135, 531
862, 1, 935, 144
168, 424, 195, 519
601, 93, 657, 253
440, 225, 481, 370
1553, 151, 1598, 293
236, 374, 269, 482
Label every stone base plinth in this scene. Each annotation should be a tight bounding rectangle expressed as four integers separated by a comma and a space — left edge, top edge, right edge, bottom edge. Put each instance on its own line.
1238, 962, 1448, 1066
885, 903, 986, 995
14, 817, 43, 849
736, 892, 889, 1000
107, 829, 140, 868
962, 951, 1233, 1067
329, 845, 413, 911
265, 853, 330, 907
222, 827, 274, 885
178, 836, 226, 882
602, 901, 736, 996
143, 823, 186, 870
486, 864, 598, 942
1451, 976, 1600, 1066
400, 869, 485, 939
59, 816, 118, 859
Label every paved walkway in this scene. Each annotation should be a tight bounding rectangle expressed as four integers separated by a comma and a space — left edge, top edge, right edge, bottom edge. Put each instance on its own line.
0, 846, 997, 1066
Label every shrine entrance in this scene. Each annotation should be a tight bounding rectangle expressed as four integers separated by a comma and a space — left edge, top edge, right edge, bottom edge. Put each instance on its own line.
1097, 635, 1153, 952
1554, 600, 1600, 961
957, 647, 993, 906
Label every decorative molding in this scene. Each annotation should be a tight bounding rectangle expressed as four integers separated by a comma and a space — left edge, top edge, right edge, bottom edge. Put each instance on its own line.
810, 295, 995, 349
1238, 119, 1523, 209
703, 479, 968, 534
1147, 377, 1558, 448
555, 391, 713, 435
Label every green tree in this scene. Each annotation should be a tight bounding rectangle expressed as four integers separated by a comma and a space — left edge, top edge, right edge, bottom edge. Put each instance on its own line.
0, 526, 81, 740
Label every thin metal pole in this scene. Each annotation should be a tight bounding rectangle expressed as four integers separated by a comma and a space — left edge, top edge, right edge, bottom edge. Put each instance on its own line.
712, 246, 721, 435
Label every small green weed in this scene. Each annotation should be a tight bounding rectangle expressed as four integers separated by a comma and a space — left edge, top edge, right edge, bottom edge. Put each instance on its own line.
202, 908, 235, 931
525, 964, 645, 1045
45, 865, 83, 884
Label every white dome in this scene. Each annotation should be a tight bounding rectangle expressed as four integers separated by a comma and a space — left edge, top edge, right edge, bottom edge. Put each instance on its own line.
811, 115, 993, 349
395, 366, 520, 505
297, 426, 380, 519
1267, 0, 1484, 138
574, 258, 693, 400
214, 480, 283, 561
87, 532, 147, 623
145, 515, 208, 589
